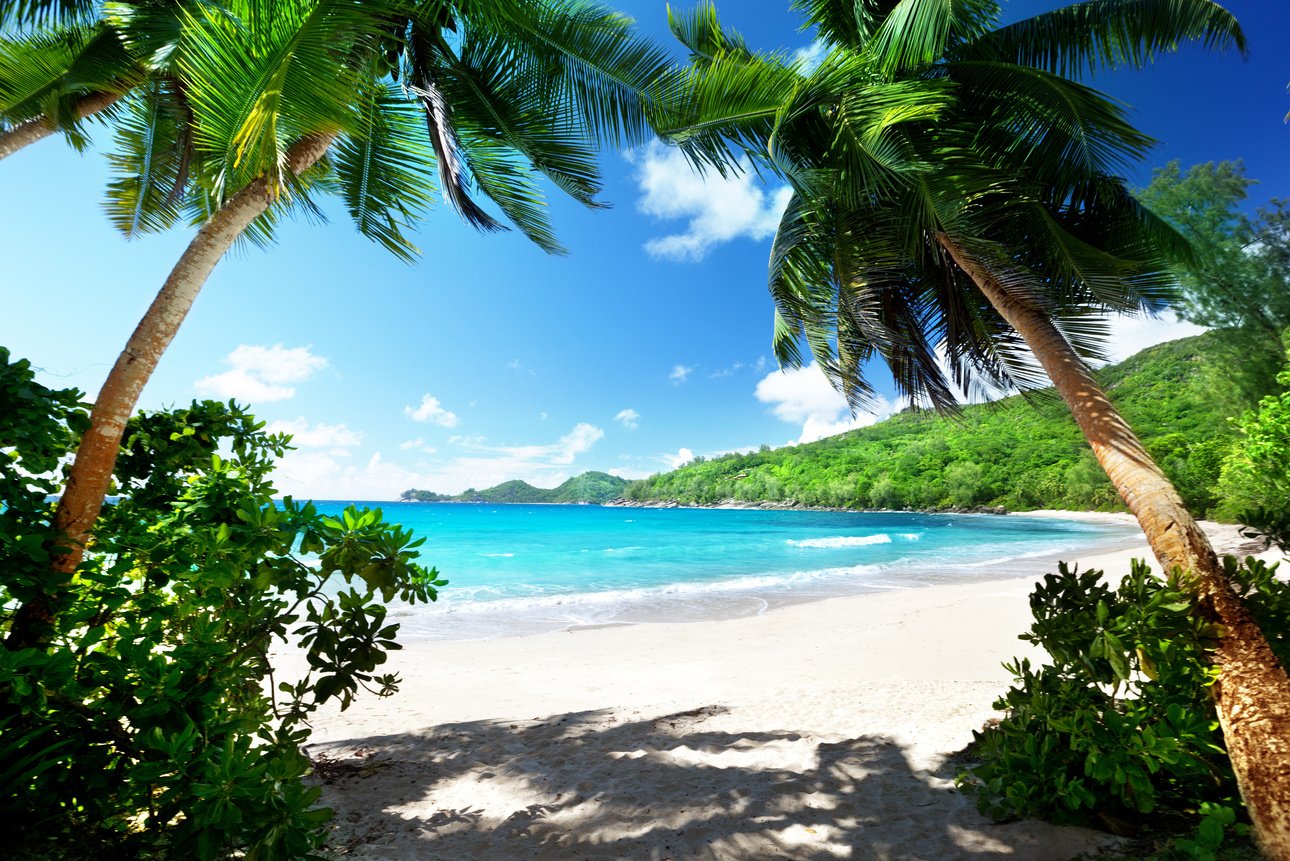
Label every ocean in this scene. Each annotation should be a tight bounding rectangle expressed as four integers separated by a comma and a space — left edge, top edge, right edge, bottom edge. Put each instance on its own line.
312, 502, 1143, 641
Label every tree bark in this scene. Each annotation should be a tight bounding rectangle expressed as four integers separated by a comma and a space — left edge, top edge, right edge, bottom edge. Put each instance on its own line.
937, 231, 1290, 861
5, 132, 336, 651
0, 90, 124, 161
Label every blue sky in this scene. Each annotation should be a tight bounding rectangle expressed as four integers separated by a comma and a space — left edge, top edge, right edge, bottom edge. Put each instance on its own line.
3, 0, 1286, 498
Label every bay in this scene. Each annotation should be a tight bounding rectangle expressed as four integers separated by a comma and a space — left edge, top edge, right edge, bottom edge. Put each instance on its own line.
313, 502, 1143, 641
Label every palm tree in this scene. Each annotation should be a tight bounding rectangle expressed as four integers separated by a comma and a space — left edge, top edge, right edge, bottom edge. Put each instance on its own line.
656, 1, 1290, 855
8, 0, 667, 646
0, 1, 188, 160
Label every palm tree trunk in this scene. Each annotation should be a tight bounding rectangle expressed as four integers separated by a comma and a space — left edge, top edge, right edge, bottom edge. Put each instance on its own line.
5, 132, 335, 652
937, 232, 1290, 861
0, 90, 124, 161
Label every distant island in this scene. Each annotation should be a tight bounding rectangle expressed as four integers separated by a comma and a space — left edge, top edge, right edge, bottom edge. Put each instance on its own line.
401, 470, 629, 505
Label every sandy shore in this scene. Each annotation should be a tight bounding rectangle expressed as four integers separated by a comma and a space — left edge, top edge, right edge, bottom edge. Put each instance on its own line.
299, 517, 1275, 860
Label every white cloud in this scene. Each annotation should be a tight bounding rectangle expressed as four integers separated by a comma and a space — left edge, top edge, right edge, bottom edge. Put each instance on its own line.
400, 437, 424, 450
614, 408, 640, 429
629, 141, 793, 262
271, 423, 607, 499
794, 41, 828, 73
1100, 310, 1206, 364
265, 418, 361, 454
608, 465, 654, 481
404, 394, 459, 427
195, 344, 327, 403
755, 362, 898, 444
662, 447, 695, 469
669, 364, 693, 384
508, 359, 537, 376
710, 361, 745, 379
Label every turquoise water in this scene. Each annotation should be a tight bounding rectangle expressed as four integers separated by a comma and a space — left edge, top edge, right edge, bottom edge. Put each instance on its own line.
314, 502, 1141, 640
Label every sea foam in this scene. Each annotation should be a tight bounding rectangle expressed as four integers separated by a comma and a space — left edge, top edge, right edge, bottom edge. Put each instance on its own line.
788, 534, 892, 548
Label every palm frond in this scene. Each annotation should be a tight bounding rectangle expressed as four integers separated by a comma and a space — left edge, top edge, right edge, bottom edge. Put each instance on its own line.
1, 0, 97, 30
942, 60, 1154, 195
0, 23, 134, 131
958, 0, 1246, 77
447, 26, 605, 208
406, 24, 505, 233
459, 134, 564, 254
653, 49, 797, 174
666, 1, 750, 65
180, 0, 375, 199
332, 79, 436, 262
104, 77, 192, 236
476, 0, 671, 148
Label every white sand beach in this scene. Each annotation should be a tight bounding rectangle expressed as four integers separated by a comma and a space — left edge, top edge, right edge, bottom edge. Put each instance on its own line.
299, 516, 1276, 860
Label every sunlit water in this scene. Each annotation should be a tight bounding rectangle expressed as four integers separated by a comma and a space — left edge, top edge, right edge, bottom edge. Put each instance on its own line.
313, 502, 1142, 641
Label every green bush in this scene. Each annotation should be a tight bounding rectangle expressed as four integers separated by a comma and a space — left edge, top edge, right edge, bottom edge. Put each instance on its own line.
960, 556, 1290, 842
0, 348, 445, 859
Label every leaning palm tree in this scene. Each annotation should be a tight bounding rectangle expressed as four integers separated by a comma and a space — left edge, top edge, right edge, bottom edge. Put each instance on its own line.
656, 1, 1290, 855
8, 0, 667, 646
0, 0, 193, 160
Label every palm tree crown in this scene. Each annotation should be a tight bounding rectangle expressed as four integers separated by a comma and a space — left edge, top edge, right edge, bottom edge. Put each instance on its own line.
656, 0, 1243, 410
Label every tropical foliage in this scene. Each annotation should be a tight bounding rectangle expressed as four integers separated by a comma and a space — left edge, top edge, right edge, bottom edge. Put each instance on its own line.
1218, 350, 1290, 532
652, 0, 1243, 410
1138, 160, 1290, 404
961, 554, 1290, 853
0, 348, 444, 858
625, 334, 1241, 517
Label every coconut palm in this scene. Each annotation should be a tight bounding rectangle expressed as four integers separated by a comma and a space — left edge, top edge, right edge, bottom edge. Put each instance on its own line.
0, 1, 194, 160
656, 1, 1290, 855
8, 0, 667, 647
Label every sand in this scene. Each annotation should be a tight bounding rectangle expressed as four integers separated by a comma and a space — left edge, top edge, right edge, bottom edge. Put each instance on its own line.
296, 515, 1276, 860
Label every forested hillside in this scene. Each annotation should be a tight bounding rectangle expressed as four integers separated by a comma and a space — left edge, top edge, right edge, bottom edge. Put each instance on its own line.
401, 471, 629, 504
623, 334, 1242, 517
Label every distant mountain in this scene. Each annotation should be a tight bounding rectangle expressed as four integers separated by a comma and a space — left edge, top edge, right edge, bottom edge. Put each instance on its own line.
400, 471, 629, 505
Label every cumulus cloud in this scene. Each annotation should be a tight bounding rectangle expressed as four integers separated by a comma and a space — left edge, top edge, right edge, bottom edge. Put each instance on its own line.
661, 447, 695, 469
669, 364, 693, 384
264, 418, 361, 454
755, 363, 898, 444
271, 423, 608, 499
794, 41, 828, 73
614, 408, 640, 429
195, 344, 327, 403
1100, 310, 1206, 364
404, 394, 459, 427
629, 141, 792, 262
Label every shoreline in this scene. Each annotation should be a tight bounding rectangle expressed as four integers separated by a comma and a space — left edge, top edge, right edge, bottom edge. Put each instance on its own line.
298, 519, 1276, 860
387, 508, 1149, 643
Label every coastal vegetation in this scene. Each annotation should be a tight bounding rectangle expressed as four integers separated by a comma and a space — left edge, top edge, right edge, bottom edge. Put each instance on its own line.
402, 471, 629, 504
0, 350, 443, 858
624, 333, 1242, 517
963, 554, 1290, 857
654, 1, 1290, 854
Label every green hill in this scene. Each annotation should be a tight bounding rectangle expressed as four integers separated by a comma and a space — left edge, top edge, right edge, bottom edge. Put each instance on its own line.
623, 333, 1241, 517
401, 471, 629, 505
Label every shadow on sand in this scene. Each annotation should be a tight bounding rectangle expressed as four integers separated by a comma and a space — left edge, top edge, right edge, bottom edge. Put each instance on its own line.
310, 704, 1114, 860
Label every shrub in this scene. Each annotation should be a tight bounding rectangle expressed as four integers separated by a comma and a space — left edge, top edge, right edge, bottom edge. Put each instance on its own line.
960, 556, 1290, 839
0, 348, 444, 859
